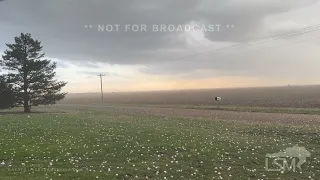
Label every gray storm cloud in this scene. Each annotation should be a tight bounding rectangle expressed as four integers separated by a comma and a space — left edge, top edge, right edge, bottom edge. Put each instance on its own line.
1, 0, 320, 78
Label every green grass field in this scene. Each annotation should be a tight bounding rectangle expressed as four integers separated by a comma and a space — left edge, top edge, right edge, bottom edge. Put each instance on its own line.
0, 111, 319, 180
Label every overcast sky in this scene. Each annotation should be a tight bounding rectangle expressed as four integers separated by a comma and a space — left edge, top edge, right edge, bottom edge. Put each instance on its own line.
1, 0, 320, 92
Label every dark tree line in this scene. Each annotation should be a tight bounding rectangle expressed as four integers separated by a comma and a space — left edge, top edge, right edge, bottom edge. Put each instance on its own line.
0, 33, 67, 113
0, 75, 15, 109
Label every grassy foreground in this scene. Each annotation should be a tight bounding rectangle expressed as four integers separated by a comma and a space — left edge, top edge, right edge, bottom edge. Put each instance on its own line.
0, 111, 319, 180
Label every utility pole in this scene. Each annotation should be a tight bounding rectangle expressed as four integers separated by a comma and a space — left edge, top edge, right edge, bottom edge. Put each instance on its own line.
97, 74, 105, 103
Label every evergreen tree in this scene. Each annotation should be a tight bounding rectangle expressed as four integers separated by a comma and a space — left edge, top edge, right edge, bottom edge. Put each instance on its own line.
0, 33, 67, 113
0, 75, 15, 109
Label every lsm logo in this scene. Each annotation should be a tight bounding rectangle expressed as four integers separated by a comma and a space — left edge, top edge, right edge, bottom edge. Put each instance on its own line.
265, 146, 311, 172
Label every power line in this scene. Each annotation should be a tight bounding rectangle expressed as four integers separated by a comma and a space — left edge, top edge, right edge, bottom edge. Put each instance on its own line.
97, 74, 105, 103
169, 25, 320, 62
193, 36, 320, 63
152, 24, 320, 64
271, 23, 320, 39
156, 36, 320, 66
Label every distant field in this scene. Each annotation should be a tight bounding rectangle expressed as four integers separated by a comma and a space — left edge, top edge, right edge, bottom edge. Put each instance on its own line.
136, 105, 320, 115
0, 109, 319, 180
60, 85, 320, 108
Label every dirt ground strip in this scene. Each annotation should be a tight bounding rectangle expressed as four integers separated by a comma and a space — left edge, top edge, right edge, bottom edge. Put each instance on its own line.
56, 104, 320, 126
